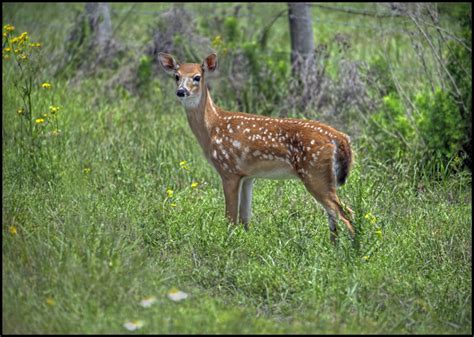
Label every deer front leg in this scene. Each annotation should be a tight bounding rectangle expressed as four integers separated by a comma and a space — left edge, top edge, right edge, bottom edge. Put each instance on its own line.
239, 178, 254, 230
221, 175, 242, 224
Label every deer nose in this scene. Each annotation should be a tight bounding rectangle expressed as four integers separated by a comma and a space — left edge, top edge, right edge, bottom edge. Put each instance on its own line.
176, 88, 187, 97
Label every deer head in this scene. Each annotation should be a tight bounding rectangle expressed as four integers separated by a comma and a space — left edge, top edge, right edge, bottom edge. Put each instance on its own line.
158, 52, 217, 108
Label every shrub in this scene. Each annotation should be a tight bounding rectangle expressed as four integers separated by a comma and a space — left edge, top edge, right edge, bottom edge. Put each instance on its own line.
446, 9, 471, 168
365, 93, 417, 163
415, 89, 466, 164
364, 89, 467, 170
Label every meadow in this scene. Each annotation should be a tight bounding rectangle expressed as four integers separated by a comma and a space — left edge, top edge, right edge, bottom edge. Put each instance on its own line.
2, 3, 472, 334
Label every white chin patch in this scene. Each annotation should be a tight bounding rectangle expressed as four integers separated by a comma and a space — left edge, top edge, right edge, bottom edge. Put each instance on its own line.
180, 96, 200, 109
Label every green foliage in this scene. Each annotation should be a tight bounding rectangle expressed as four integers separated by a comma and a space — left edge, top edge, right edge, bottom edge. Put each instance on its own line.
446, 8, 472, 166
137, 54, 153, 90
415, 89, 465, 164
56, 8, 91, 78
365, 89, 467, 170
224, 16, 239, 44
217, 37, 291, 116
367, 54, 397, 96
3, 86, 471, 333
2, 24, 64, 180
365, 93, 416, 162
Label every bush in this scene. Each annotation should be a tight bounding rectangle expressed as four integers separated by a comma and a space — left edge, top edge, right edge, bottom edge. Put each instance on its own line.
364, 89, 467, 170
446, 9, 471, 168
365, 93, 416, 163
415, 89, 466, 164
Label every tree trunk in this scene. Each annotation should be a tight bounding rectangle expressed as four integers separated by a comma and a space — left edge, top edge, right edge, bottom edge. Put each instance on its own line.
288, 3, 316, 111
85, 2, 113, 53
288, 3, 315, 79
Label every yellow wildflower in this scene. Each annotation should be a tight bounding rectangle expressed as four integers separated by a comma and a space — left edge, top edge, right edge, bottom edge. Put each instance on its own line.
362, 255, 369, 261
191, 182, 199, 188
179, 160, 189, 170
19, 54, 28, 61
49, 105, 60, 114
35, 118, 45, 124
9, 226, 17, 235
83, 167, 91, 174
3, 47, 11, 53
18, 32, 28, 43
364, 212, 377, 225
16, 107, 25, 116
166, 189, 174, 198
170, 203, 177, 208
3, 24, 15, 32
375, 228, 383, 239
46, 297, 55, 306
211, 35, 223, 49
29, 42, 41, 48
41, 82, 52, 89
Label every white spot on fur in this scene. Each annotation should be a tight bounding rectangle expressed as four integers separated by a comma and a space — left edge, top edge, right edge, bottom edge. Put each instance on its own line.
222, 149, 229, 159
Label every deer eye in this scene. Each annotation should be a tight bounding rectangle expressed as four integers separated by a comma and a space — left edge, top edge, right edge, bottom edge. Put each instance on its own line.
193, 75, 201, 82
175, 74, 180, 82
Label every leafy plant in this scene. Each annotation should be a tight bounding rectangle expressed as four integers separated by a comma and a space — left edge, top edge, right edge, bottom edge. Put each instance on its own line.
365, 93, 416, 163
415, 89, 466, 165
3, 24, 64, 179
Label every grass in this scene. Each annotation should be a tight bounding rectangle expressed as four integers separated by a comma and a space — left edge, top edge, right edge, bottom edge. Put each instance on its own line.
2, 3, 472, 334
3, 84, 471, 333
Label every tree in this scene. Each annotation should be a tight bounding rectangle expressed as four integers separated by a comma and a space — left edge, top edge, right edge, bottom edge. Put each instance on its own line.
288, 3, 316, 110
84, 2, 114, 55
59, 2, 120, 76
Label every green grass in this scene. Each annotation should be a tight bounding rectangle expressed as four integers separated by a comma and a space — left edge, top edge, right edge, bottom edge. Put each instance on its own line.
3, 81, 471, 333
2, 3, 472, 334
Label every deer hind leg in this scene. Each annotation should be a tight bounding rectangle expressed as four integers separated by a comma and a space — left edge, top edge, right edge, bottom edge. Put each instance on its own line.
302, 176, 355, 242
239, 178, 254, 230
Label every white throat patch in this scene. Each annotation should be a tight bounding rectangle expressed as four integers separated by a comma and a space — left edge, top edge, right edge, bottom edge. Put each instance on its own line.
180, 95, 201, 109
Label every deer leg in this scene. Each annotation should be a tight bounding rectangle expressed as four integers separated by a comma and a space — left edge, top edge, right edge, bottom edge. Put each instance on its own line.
221, 175, 242, 224
333, 196, 356, 239
302, 178, 355, 242
239, 178, 254, 230
327, 209, 339, 243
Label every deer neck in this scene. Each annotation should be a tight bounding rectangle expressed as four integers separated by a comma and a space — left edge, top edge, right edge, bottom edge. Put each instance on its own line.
183, 86, 222, 156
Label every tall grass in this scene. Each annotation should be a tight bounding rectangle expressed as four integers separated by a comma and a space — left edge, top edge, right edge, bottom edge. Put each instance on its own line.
2, 3, 472, 334
3, 78, 471, 333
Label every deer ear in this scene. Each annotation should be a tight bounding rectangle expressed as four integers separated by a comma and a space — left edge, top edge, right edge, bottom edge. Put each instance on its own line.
202, 53, 217, 73
158, 52, 179, 74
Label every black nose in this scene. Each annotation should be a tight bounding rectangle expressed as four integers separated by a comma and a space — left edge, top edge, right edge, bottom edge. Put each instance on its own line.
176, 88, 186, 97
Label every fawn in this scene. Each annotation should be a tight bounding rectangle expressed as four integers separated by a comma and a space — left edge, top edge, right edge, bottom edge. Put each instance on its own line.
158, 52, 355, 242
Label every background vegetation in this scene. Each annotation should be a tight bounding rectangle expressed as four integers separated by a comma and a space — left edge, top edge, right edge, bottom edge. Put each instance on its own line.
2, 3, 471, 334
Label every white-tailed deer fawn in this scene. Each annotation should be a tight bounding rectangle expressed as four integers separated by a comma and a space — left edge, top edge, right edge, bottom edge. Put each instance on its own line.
158, 52, 355, 242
